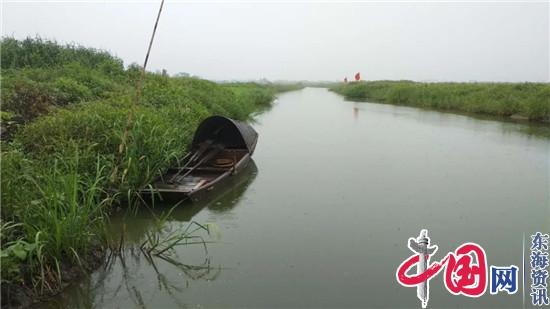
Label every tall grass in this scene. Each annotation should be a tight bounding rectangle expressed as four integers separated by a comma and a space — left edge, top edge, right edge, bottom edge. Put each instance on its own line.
1, 37, 124, 72
330, 81, 550, 121
1, 37, 298, 303
21, 150, 111, 259
1, 146, 112, 300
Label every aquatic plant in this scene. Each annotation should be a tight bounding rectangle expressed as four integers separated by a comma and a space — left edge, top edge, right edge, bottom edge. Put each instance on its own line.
101, 208, 219, 308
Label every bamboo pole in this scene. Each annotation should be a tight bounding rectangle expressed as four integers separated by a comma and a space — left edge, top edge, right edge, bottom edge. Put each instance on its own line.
111, 0, 165, 184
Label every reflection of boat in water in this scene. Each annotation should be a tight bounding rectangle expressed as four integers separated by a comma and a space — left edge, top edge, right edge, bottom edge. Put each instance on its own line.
173, 160, 258, 220
141, 116, 258, 202
115, 160, 258, 239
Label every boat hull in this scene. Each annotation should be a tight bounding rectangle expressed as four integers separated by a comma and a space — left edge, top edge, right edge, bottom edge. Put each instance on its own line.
142, 154, 252, 203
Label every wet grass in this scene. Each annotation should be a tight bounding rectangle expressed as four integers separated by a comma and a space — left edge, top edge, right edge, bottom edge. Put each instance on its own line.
330, 81, 550, 122
0, 37, 301, 305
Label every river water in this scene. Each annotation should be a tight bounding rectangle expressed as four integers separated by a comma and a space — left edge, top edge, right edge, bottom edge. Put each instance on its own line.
45, 88, 549, 308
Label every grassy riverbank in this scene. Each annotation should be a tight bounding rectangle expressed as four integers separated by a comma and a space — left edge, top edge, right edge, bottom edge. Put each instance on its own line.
330, 81, 550, 122
0, 37, 297, 306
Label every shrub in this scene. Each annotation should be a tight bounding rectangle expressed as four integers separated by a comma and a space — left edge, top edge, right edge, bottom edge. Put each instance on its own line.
1, 78, 59, 122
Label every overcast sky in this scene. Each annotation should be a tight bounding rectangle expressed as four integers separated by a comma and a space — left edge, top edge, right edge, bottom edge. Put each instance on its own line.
2, 1, 549, 82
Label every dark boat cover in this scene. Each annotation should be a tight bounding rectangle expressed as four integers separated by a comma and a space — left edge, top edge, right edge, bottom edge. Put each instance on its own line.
191, 116, 258, 154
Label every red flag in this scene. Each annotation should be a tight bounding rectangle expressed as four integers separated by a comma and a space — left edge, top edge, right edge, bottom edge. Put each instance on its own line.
354, 72, 361, 81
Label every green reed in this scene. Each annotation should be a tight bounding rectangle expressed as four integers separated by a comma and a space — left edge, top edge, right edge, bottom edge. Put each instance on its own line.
330, 81, 550, 121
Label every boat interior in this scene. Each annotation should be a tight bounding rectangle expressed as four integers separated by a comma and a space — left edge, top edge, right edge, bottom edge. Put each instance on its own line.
154, 148, 249, 193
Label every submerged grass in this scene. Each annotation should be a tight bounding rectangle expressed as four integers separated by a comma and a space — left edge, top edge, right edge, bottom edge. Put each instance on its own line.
330, 81, 550, 122
0, 37, 301, 305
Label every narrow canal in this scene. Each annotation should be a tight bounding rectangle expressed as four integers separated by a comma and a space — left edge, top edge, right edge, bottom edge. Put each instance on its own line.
45, 88, 549, 308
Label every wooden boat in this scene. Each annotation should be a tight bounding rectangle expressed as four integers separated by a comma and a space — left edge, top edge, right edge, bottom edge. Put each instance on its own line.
141, 115, 258, 202
167, 161, 258, 221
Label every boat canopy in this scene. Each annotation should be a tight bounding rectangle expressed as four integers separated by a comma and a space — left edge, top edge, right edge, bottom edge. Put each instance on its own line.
191, 116, 258, 154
